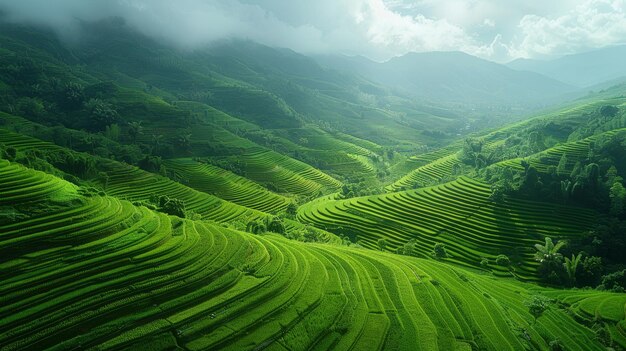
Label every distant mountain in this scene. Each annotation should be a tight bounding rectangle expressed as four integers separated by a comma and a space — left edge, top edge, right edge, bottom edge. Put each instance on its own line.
315, 51, 576, 106
507, 45, 626, 88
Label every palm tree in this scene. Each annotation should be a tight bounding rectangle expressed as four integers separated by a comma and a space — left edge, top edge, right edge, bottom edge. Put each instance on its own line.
128, 121, 143, 144
176, 132, 192, 150
151, 134, 163, 155
564, 253, 582, 286
534, 237, 566, 263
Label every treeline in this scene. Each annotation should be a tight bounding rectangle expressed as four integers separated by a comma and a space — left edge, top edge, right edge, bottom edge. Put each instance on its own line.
464, 106, 626, 289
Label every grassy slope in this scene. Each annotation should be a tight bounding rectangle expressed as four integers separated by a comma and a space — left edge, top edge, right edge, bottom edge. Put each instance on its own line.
0, 159, 623, 351
0, 127, 339, 244
299, 177, 596, 279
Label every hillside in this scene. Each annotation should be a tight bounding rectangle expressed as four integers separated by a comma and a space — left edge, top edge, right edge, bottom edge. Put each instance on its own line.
1, 159, 623, 350
508, 45, 626, 88
315, 51, 575, 106
1, 16, 626, 351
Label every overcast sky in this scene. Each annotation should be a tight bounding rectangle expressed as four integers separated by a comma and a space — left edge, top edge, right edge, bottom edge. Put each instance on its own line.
1, 0, 625, 62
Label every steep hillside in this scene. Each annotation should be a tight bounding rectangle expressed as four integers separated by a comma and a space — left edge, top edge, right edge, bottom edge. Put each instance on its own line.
299, 177, 596, 279
508, 45, 626, 88
1, 159, 623, 350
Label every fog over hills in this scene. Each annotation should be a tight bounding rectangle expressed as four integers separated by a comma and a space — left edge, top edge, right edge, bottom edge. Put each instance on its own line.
316, 51, 577, 107
507, 45, 626, 88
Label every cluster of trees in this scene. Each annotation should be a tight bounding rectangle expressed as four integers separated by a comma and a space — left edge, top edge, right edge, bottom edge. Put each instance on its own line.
487, 131, 626, 212
0, 144, 99, 184
243, 216, 324, 243
339, 182, 383, 198
532, 236, 626, 291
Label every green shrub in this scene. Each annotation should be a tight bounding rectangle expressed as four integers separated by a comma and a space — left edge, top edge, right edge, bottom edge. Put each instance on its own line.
496, 255, 510, 266
432, 243, 448, 259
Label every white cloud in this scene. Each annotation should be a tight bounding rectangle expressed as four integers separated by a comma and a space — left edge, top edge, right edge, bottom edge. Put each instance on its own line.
511, 0, 626, 58
0, 0, 625, 62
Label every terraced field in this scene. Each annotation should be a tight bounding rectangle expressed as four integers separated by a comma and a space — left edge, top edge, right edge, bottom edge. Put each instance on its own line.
275, 127, 375, 156
213, 148, 342, 196
164, 158, 290, 213
0, 128, 62, 152
387, 153, 461, 192
1, 159, 622, 350
496, 129, 626, 174
300, 176, 596, 279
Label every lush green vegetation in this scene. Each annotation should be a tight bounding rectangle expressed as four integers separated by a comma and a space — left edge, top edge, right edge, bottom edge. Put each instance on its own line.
1, 160, 624, 350
1, 20, 625, 351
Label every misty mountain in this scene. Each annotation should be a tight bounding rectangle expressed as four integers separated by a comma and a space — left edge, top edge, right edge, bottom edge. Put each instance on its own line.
507, 45, 626, 88
315, 51, 576, 107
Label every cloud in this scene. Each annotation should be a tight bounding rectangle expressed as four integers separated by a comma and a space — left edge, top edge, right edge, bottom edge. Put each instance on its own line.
0, 0, 624, 62
511, 0, 626, 58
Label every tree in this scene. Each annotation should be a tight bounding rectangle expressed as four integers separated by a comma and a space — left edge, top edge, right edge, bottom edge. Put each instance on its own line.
60, 82, 85, 110
579, 256, 603, 287
609, 182, 626, 216
556, 154, 568, 177
266, 216, 285, 234
549, 339, 564, 351
84, 98, 118, 131
534, 237, 566, 263
402, 239, 417, 256
535, 237, 567, 284
524, 295, 550, 324
246, 220, 266, 234
176, 132, 192, 151
598, 269, 626, 292
489, 184, 506, 203
377, 238, 388, 252
104, 123, 121, 141
303, 227, 320, 242
432, 243, 448, 259
151, 134, 164, 155
155, 195, 186, 218
128, 121, 143, 144
285, 202, 298, 217
495, 254, 510, 267
563, 253, 582, 286
599, 105, 619, 118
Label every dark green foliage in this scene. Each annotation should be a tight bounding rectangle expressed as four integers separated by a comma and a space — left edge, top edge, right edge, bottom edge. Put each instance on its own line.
489, 183, 507, 203
609, 181, 626, 216
127, 121, 143, 144
377, 238, 388, 252
246, 219, 266, 234
524, 295, 550, 324
432, 243, 448, 259
266, 216, 286, 234
535, 237, 567, 285
495, 254, 510, 267
302, 227, 321, 242
84, 98, 119, 131
563, 253, 582, 286
402, 239, 417, 256
579, 256, 603, 287
549, 339, 564, 351
138, 155, 165, 174
154, 195, 186, 218
479, 258, 489, 268
59, 82, 85, 110
599, 105, 619, 118
285, 202, 297, 217
598, 269, 626, 292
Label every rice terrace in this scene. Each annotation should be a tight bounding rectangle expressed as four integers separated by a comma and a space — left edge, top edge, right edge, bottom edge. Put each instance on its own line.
1, 1, 626, 350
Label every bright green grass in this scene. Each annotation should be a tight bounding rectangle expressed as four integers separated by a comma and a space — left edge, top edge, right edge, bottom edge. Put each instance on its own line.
164, 158, 290, 213
212, 148, 342, 196
299, 176, 596, 279
0, 160, 623, 350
